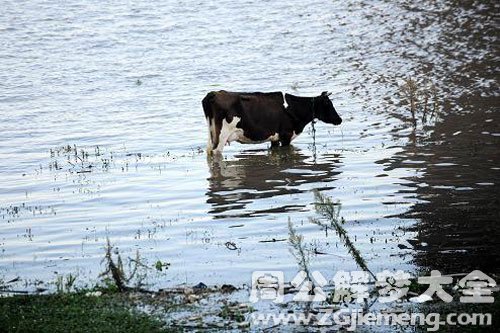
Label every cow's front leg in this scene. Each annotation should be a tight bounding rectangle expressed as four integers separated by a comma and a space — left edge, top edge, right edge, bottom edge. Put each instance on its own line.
271, 141, 280, 148
213, 129, 229, 154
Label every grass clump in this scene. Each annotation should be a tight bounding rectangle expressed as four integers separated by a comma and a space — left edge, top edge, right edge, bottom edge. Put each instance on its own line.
99, 237, 166, 292
0, 293, 168, 333
219, 302, 246, 322
55, 273, 77, 294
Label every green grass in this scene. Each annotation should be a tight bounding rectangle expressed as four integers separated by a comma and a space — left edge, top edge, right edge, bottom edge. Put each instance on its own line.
0, 293, 170, 333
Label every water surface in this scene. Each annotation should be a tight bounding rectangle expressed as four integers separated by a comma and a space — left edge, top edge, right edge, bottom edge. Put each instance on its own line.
1, 0, 498, 288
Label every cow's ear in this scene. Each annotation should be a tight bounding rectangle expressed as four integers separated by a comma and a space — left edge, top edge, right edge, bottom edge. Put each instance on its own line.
321, 91, 328, 96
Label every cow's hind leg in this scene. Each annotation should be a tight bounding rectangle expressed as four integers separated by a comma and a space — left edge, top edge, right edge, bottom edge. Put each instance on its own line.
280, 133, 292, 147
203, 93, 222, 155
213, 119, 231, 154
207, 117, 223, 155
206, 117, 214, 154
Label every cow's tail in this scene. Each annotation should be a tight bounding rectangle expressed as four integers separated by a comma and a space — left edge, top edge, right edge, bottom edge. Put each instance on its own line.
202, 92, 218, 154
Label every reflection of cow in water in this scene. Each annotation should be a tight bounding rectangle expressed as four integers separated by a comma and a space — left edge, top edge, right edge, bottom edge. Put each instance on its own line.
206, 146, 342, 218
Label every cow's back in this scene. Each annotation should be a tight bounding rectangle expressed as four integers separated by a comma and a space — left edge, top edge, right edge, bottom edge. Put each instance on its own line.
211, 91, 283, 111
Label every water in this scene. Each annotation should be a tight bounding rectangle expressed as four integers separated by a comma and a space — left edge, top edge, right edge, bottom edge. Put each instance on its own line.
1, 0, 498, 289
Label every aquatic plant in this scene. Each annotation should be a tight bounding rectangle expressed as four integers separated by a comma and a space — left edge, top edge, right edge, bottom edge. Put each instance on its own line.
288, 219, 312, 282
400, 78, 419, 127
100, 238, 127, 292
430, 83, 438, 120
99, 238, 156, 292
400, 78, 439, 128
55, 273, 77, 294
287, 219, 315, 312
310, 190, 375, 280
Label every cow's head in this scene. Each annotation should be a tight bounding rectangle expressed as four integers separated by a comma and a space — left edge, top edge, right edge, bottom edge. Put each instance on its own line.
315, 91, 342, 125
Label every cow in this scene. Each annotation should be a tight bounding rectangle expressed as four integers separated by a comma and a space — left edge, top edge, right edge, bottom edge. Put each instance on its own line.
202, 90, 342, 154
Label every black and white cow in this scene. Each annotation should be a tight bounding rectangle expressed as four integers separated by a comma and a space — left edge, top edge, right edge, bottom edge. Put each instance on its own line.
202, 90, 342, 154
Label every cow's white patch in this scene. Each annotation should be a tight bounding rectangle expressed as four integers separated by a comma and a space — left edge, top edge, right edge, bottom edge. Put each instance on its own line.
214, 116, 243, 153
236, 132, 279, 144
212, 116, 282, 153
235, 134, 255, 144
268, 133, 280, 142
